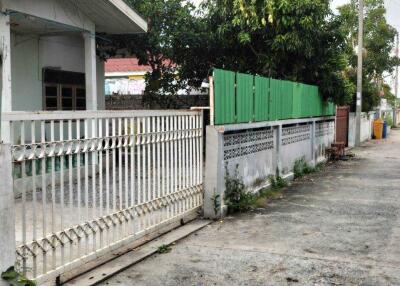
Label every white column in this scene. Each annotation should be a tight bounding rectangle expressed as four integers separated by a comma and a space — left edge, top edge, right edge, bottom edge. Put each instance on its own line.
204, 126, 225, 218
83, 32, 97, 110
0, 14, 12, 143
0, 144, 16, 284
311, 120, 316, 167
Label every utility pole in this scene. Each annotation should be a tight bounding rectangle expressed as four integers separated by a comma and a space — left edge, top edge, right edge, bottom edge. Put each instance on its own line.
355, 0, 364, 146
395, 32, 399, 100
394, 32, 399, 126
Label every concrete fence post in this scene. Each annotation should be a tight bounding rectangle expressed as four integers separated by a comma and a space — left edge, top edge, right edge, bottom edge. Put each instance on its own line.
276, 124, 282, 175
204, 126, 225, 219
311, 120, 316, 167
0, 144, 16, 284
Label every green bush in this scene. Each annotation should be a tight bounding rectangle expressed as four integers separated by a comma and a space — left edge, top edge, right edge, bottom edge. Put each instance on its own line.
269, 173, 287, 189
224, 165, 254, 213
293, 157, 315, 179
383, 114, 393, 127
1, 267, 36, 286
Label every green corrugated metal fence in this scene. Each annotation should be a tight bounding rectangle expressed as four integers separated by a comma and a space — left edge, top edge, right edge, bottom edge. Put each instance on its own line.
213, 69, 236, 125
213, 69, 335, 125
236, 72, 254, 123
254, 76, 269, 121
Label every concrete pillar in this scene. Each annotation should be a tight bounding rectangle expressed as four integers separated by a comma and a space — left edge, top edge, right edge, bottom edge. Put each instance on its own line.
83, 32, 97, 111
0, 14, 12, 143
276, 124, 282, 174
96, 58, 105, 110
311, 120, 316, 167
0, 144, 16, 284
204, 126, 225, 219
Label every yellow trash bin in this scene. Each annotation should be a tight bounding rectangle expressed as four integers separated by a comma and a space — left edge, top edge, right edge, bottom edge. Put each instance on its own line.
373, 118, 384, 139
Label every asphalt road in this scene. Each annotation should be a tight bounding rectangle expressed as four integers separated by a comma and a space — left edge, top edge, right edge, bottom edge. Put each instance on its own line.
101, 129, 400, 286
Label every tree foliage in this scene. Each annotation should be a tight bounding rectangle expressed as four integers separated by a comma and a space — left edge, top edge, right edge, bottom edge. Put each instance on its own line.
103, 0, 398, 109
103, 0, 208, 106
337, 0, 399, 111
201, 0, 354, 104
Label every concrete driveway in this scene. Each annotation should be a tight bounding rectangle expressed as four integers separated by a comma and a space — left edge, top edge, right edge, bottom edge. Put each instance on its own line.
100, 129, 400, 286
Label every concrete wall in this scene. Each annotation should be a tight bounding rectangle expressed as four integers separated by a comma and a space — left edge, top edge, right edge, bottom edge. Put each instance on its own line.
348, 112, 375, 147
0, 144, 15, 285
223, 127, 278, 188
105, 78, 146, 95
10, 33, 105, 111
396, 109, 400, 127
204, 117, 335, 218
281, 124, 313, 174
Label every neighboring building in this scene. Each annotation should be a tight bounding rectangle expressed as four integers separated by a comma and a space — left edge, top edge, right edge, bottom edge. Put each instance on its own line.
105, 58, 150, 95
105, 58, 206, 96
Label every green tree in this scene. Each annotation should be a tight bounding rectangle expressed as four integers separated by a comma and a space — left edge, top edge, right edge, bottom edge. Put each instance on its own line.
102, 0, 207, 107
337, 0, 399, 111
200, 0, 354, 104
103, 0, 397, 110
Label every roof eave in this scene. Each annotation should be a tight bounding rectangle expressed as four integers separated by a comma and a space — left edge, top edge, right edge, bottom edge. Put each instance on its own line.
108, 0, 148, 33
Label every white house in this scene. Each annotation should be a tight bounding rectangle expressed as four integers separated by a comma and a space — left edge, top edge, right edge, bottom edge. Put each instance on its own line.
0, 0, 147, 141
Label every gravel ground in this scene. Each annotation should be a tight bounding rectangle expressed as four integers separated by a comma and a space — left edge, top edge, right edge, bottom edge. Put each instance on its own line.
101, 129, 400, 286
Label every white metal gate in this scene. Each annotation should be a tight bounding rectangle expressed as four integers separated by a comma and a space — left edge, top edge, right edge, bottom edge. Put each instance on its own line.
3, 110, 203, 283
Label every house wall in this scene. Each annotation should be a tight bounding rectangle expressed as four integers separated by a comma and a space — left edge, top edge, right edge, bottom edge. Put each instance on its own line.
105, 77, 146, 95
11, 34, 42, 111
11, 33, 105, 111
348, 112, 375, 147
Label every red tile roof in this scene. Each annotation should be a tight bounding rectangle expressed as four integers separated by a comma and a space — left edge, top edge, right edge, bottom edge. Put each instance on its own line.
105, 58, 152, 73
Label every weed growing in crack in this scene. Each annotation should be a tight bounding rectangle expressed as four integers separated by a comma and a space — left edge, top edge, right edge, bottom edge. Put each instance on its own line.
293, 157, 315, 179
225, 166, 291, 212
224, 164, 253, 213
157, 244, 172, 254
294, 157, 326, 179
269, 173, 287, 189
211, 190, 221, 216
1, 266, 36, 286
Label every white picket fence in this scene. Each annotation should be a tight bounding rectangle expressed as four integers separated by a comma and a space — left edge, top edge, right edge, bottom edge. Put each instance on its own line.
1, 110, 203, 283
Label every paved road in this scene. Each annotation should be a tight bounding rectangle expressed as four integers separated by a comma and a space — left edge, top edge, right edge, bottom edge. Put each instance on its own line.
101, 130, 400, 286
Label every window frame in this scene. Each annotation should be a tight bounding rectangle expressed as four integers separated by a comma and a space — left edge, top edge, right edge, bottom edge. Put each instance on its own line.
43, 83, 86, 111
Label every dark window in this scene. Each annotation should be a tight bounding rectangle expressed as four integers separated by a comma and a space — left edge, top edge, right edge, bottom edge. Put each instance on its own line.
76, 88, 86, 110
43, 69, 86, 111
61, 87, 73, 110
45, 85, 58, 110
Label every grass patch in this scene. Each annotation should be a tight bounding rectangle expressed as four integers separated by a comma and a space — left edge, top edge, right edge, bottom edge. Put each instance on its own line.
251, 188, 283, 208
293, 157, 326, 179
293, 157, 315, 179
225, 165, 288, 212
269, 173, 288, 189
157, 244, 172, 254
